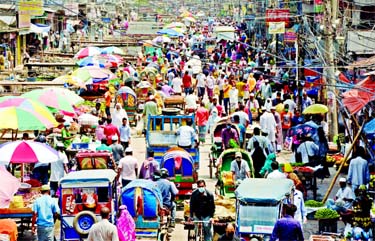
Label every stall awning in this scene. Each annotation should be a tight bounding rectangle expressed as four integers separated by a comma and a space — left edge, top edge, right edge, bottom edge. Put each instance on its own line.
0, 16, 16, 26
30, 23, 50, 33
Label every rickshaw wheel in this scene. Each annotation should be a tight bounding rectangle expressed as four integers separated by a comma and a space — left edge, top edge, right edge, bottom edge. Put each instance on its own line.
73, 211, 97, 235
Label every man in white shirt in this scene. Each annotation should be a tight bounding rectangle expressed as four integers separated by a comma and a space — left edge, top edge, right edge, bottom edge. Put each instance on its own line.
184, 89, 198, 112
50, 142, 68, 197
87, 207, 119, 241
176, 119, 197, 148
206, 72, 215, 98
196, 72, 206, 98
171, 76, 183, 95
118, 147, 138, 187
267, 161, 286, 179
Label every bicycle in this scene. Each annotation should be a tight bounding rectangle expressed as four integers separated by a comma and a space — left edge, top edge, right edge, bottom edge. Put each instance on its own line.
184, 219, 212, 241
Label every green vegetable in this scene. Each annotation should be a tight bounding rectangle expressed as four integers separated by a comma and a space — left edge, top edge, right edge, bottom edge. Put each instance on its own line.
305, 200, 324, 207
314, 208, 340, 219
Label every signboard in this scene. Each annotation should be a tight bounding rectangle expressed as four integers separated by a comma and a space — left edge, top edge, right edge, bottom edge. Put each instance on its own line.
18, 13, 30, 28
284, 31, 297, 42
268, 22, 285, 34
266, 9, 290, 24
254, 225, 274, 234
19, 0, 44, 16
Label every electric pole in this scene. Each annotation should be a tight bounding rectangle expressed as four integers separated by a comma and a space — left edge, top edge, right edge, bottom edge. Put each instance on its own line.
323, 0, 338, 141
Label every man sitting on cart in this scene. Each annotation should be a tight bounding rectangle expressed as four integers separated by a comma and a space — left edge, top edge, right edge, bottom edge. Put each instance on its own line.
231, 151, 250, 184
154, 168, 178, 228
176, 119, 198, 149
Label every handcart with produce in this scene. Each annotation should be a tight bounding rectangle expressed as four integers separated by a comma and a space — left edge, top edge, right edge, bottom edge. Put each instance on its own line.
121, 179, 170, 241
160, 147, 198, 203
235, 178, 294, 240
183, 195, 236, 241
209, 118, 240, 178
59, 169, 118, 241
216, 148, 254, 198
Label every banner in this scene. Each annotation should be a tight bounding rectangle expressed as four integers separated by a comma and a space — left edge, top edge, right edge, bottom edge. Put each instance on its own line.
268, 22, 285, 34
266, 9, 290, 24
19, 0, 44, 16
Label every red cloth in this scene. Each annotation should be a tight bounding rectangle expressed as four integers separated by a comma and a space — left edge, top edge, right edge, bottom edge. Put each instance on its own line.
342, 76, 375, 114
182, 74, 192, 88
196, 107, 209, 126
104, 123, 120, 145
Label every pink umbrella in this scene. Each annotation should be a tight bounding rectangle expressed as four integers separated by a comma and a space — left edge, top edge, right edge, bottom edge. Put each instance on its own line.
74, 47, 102, 59
0, 166, 21, 208
0, 140, 58, 164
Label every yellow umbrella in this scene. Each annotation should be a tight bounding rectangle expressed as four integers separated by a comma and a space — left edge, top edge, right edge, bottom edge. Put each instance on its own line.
303, 104, 329, 114
180, 11, 192, 17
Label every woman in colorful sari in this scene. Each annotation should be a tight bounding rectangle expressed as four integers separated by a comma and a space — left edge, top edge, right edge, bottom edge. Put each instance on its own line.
117, 205, 136, 241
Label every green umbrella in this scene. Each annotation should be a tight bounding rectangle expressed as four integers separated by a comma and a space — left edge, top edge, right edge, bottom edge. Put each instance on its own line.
22, 88, 76, 114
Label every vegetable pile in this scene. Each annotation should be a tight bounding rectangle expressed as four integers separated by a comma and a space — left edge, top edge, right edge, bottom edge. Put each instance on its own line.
305, 200, 324, 207
314, 208, 340, 219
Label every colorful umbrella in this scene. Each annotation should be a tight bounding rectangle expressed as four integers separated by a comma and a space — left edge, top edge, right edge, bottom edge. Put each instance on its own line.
287, 124, 317, 137
97, 54, 124, 66
302, 104, 329, 114
22, 88, 75, 114
0, 166, 20, 208
76, 56, 108, 68
0, 96, 57, 124
71, 66, 115, 85
0, 106, 57, 130
152, 36, 171, 43
42, 88, 84, 105
101, 46, 125, 55
165, 22, 185, 29
157, 29, 184, 37
142, 40, 155, 47
0, 140, 58, 164
364, 118, 375, 134
74, 46, 102, 59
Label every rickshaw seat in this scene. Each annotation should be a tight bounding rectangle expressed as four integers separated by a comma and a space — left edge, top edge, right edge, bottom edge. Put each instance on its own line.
160, 207, 170, 216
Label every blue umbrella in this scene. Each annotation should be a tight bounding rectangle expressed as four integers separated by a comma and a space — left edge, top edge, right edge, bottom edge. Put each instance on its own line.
76, 56, 106, 68
364, 119, 375, 134
288, 124, 317, 137
157, 29, 184, 37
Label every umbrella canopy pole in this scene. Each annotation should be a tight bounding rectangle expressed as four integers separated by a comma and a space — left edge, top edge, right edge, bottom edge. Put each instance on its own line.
322, 122, 364, 203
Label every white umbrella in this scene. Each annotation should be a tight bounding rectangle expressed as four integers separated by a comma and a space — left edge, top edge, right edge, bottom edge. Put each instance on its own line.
0, 140, 58, 164
152, 36, 171, 43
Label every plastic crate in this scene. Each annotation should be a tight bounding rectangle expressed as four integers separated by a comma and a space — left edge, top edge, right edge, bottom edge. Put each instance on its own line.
71, 143, 89, 150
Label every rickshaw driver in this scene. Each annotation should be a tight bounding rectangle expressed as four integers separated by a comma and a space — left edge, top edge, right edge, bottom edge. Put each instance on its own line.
189, 180, 215, 241
231, 152, 250, 183
154, 169, 178, 228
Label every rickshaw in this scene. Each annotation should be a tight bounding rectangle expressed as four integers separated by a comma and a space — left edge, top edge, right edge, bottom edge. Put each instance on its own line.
135, 81, 155, 112
75, 150, 114, 170
235, 178, 294, 240
121, 179, 169, 241
59, 169, 118, 241
209, 118, 240, 178
160, 147, 198, 203
139, 67, 159, 87
216, 148, 254, 198
116, 86, 138, 126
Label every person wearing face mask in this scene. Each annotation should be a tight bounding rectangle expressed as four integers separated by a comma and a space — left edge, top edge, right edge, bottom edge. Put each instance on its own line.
230, 152, 250, 183
221, 119, 239, 149
218, 223, 240, 241
189, 180, 215, 241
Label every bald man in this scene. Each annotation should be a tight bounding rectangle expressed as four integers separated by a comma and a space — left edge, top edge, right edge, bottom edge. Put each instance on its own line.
218, 223, 240, 241
87, 207, 119, 241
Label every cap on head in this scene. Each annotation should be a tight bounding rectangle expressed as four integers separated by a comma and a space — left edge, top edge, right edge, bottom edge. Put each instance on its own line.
250, 93, 255, 97
125, 147, 133, 153
149, 95, 155, 100
271, 106, 276, 110
235, 151, 242, 158
339, 177, 346, 183
41, 184, 50, 191
112, 135, 118, 141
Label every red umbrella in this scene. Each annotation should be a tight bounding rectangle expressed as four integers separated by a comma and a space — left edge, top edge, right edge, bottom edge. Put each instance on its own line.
342, 89, 374, 114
